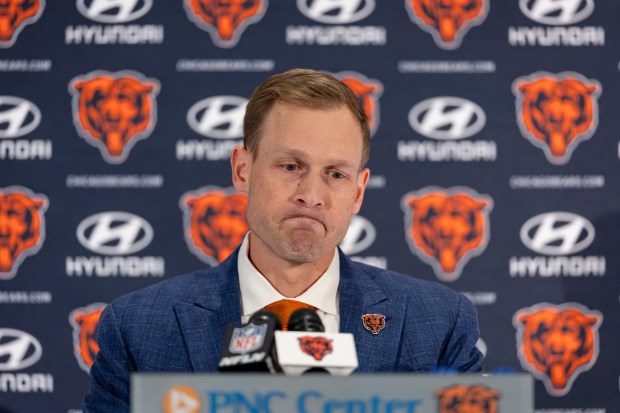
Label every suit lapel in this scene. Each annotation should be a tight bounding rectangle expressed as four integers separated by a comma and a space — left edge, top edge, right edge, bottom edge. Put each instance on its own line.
174, 253, 242, 372
172, 249, 407, 372
338, 251, 407, 372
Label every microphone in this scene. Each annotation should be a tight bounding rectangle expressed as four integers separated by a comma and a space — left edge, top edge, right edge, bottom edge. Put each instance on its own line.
218, 310, 281, 373
288, 308, 325, 333
288, 309, 328, 374
274, 308, 358, 376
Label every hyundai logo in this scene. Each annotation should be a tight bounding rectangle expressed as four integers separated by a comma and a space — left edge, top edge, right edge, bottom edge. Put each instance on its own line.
0, 329, 43, 371
297, 0, 375, 24
520, 212, 595, 255
76, 0, 152, 24
340, 215, 376, 255
187, 96, 247, 139
0, 96, 41, 139
409, 97, 486, 140
76, 211, 154, 255
519, 0, 594, 26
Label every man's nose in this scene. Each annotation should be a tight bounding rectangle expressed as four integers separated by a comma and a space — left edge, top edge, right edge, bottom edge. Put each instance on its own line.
294, 173, 327, 207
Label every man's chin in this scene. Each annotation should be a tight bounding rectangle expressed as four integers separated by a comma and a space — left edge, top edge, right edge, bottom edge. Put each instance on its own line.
282, 237, 330, 264
288, 230, 322, 249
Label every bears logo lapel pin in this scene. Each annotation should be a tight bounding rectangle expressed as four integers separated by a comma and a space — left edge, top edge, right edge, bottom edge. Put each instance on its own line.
362, 314, 385, 335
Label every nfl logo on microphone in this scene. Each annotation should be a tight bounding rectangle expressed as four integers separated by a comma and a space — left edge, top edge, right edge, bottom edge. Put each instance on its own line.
229, 323, 267, 354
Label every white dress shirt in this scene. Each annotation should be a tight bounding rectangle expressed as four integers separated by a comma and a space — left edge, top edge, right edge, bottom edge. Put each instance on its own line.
237, 233, 340, 332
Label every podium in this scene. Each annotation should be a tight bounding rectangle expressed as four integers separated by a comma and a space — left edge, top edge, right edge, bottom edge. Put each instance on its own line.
131, 373, 533, 412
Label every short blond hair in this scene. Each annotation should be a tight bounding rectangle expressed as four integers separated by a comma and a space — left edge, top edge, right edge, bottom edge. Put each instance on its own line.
243, 68, 370, 167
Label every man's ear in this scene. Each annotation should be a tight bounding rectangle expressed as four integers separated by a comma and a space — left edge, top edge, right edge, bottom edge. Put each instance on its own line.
352, 167, 370, 215
231, 145, 252, 192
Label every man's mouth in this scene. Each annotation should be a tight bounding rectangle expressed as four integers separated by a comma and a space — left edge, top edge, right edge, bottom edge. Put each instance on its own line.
283, 213, 326, 229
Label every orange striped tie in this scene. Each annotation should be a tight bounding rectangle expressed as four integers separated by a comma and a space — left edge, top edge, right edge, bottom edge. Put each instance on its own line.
264, 299, 317, 331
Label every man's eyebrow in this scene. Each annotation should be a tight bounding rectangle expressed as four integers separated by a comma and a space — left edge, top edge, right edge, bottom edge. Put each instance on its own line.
272, 149, 357, 169
326, 160, 357, 170
270, 148, 306, 158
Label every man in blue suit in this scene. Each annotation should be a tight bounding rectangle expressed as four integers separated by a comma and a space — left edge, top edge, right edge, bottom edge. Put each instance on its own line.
83, 69, 483, 412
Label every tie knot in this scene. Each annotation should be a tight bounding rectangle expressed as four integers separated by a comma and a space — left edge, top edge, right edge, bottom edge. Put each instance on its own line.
263, 299, 317, 331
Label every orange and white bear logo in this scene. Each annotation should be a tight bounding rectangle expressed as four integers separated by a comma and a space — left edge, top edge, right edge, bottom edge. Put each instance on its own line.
69, 70, 160, 164
298, 336, 333, 361
181, 187, 249, 266
514, 303, 602, 396
184, 0, 267, 48
0, 0, 44, 48
436, 384, 500, 413
361, 314, 385, 335
405, 0, 488, 50
0, 186, 48, 280
334, 71, 383, 136
69, 303, 107, 373
401, 187, 492, 281
513, 72, 601, 165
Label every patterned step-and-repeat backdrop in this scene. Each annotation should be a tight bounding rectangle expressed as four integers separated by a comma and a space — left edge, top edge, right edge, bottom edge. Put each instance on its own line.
1, 1, 620, 412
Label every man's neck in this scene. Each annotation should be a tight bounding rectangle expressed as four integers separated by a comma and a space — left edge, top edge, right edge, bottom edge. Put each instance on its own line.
247, 234, 334, 297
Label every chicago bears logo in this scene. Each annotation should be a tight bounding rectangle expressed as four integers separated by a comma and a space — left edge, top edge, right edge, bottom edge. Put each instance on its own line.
298, 336, 333, 361
334, 72, 383, 136
514, 303, 602, 396
0, 0, 44, 48
184, 0, 267, 48
401, 187, 492, 281
513, 72, 601, 165
69, 71, 160, 164
436, 384, 500, 413
181, 187, 249, 266
0, 186, 48, 280
361, 314, 385, 335
69, 303, 106, 372
405, 0, 489, 50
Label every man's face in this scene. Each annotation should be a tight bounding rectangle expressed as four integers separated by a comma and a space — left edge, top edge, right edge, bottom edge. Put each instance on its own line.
232, 102, 369, 266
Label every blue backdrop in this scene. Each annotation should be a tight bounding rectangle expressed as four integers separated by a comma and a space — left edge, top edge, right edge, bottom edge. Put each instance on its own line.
1, 1, 619, 411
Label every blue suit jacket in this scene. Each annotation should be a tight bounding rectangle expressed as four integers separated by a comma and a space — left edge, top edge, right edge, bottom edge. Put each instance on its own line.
83, 249, 482, 412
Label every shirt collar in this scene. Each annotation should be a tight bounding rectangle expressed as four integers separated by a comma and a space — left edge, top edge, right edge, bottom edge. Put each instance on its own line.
237, 233, 340, 317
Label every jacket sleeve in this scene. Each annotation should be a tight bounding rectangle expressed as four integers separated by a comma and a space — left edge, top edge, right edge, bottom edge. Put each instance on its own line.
82, 304, 133, 413
438, 294, 484, 373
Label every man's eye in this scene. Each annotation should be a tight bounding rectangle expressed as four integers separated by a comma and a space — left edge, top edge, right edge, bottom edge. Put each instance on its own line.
283, 164, 298, 171
330, 171, 344, 179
